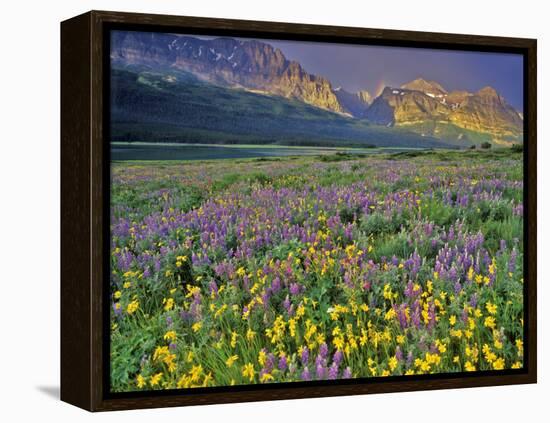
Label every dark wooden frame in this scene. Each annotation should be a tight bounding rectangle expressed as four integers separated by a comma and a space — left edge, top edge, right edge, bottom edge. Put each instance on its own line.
61, 10, 537, 412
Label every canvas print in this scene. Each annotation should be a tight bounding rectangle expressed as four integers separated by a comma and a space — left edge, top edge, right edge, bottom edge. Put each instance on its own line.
108, 30, 525, 393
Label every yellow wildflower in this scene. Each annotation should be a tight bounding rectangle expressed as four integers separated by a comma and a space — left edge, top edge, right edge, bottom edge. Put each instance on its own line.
163, 330, 177, 342
163, 297, 174, 311
136, 374, 146, 388
384, 308, 396, 321
189, 364, 203, 383
202, 372, 213, 387
492, 358, 505, 370
126, 300, 139, 315
231, 331, 238, 348
435, 339, 447, 353
226, 355, 239, 368
516, 339, 524, 356
260, 372, 274, 383
486, 302, 497, 315
465, 361, 476, 372
242, 363, 255, 382
484, 316, 496, 329
449, 315, 457, 326
150, 372, 163, 387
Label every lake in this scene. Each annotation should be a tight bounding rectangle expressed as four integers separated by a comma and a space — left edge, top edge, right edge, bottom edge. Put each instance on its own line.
110, 143, 411, 161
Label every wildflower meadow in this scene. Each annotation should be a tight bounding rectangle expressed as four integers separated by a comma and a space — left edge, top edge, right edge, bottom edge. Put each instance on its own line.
109, 149, 524, 392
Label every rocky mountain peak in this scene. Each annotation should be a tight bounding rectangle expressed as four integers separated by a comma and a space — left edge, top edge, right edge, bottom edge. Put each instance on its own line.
401, 78, 447, 96
111, 32, 345, 114
357, 90, 372, 104
476, 86, 500, 98
333, 88, 372, 117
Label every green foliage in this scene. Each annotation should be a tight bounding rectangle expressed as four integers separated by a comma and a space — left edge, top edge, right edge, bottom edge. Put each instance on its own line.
511, 144, 523, 153
110, 68, 458, 149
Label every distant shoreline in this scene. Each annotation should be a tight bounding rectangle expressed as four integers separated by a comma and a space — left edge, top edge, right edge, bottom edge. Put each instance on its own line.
110, 141, 429, 152
108, 142, 503, 163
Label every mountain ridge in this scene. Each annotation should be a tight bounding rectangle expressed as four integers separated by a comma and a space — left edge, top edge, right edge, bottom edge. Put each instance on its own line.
110, 68, 460, 149
111, 31, 523, 145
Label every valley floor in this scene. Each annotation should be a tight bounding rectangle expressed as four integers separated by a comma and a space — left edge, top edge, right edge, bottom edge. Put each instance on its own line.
109, 149, 524, 391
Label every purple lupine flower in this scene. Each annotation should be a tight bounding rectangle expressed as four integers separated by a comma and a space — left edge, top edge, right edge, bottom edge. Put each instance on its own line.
453, 280, 462, 294
411, 305, 421, 328
333, 350, 343, 366
290, 282, 301, 296
278, 355, 288, 372
395, 346, 403, 362
301, 347, 309, 366
143, 267, 151, 278
180, 310, 192, 323
449, 267, 457, 282
319, 343, 328, 359
397, 304, 409, 329
301, 367, 311, 381
261, 292, 271, 308
315, 354, 325, 368
462, 308, 469, 324
328, 363, 339, 380
316, 363, 327, 380
342, 367, 352, 379
266, 353, 276, 371
271, 277, 281, 293
404, 280, 416, 298
209, 280, 218, 297
283, 295, 291, 313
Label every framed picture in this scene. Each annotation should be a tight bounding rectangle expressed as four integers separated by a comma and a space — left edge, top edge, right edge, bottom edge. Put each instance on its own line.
60, 10, 537, 411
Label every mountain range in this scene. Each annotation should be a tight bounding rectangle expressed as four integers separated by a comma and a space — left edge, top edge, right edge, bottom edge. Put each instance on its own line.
110, 31, 524, 147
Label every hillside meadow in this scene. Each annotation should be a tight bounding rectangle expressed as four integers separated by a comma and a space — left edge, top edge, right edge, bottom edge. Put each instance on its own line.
109, 149, 524, 391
